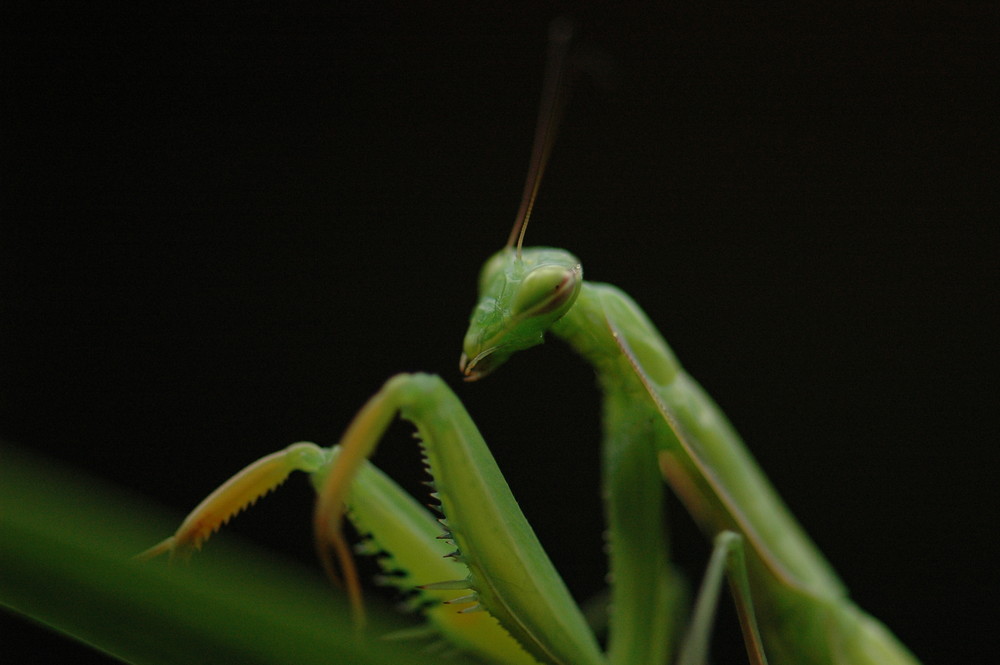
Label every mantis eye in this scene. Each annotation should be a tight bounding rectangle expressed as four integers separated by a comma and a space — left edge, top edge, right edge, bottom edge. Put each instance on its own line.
511, 265, 580, 317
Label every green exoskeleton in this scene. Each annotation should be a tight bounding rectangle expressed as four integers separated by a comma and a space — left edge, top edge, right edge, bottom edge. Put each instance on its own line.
142, 24, 921, 665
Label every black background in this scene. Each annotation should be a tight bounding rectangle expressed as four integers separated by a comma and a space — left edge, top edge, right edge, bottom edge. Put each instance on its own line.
3, 4, 997, 664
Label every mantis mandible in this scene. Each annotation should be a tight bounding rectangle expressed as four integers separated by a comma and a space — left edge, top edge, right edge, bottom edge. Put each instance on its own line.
142, 23, 922, 665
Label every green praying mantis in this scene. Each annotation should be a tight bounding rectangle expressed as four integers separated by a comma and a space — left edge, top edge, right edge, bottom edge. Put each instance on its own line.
141, 25, 922, 665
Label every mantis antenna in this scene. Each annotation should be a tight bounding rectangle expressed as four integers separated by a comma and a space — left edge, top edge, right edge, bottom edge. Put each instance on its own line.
505, 18, 574, 258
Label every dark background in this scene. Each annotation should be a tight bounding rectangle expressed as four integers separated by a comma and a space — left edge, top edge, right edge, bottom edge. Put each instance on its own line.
3, 4, 997, 664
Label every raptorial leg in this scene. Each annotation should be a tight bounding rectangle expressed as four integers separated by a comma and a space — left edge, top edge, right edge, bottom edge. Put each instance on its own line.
676, 530, 769, 665
137, 442, 327, 561
312, 372, 605, 665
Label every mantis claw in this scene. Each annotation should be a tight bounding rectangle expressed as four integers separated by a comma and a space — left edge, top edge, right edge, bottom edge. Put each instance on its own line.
134, 536, 181, 562
139, 442, 326, 562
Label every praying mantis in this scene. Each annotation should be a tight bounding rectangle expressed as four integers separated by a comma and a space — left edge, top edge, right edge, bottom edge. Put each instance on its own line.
141, 25, 923, 665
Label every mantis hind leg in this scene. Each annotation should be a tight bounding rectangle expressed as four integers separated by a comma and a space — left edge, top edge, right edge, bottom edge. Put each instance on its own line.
676, 530, 769, 665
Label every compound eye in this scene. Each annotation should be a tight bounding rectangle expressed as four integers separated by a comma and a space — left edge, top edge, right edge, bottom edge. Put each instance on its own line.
511, 265, 579, 317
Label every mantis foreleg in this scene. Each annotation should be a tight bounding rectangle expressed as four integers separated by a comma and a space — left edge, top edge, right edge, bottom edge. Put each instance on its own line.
318, 373, 604, 665
143, 373, 608, 665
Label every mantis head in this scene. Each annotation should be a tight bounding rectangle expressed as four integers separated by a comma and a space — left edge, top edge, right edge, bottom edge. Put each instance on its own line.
460, 22, 580, 381
460, 247, 582, 380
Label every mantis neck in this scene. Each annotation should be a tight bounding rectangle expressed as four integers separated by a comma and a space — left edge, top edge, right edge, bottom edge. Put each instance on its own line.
552, 282, 682, 392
